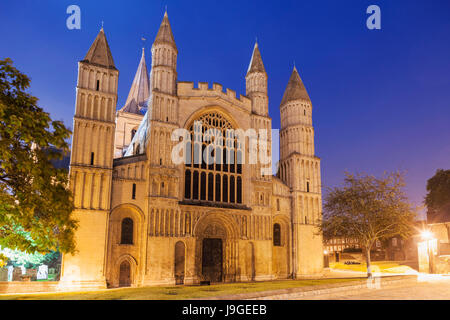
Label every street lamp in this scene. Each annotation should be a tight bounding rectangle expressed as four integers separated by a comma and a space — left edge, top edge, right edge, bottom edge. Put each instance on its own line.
421, 230, 435, 274
323, 249, 329, 268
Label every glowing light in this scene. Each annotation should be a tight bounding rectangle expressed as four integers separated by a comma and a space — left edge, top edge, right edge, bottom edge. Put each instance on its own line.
421, 230, 433, 240
323, 249, 328, 255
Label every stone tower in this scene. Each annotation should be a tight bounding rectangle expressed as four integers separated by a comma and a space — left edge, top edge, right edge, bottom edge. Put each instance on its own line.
114, 48, 149, 157
246, 42, 272, 182
279, 66, 323, 276
151, 11, 177, 97
147, 12, 180, 197
60, 27, 118, 289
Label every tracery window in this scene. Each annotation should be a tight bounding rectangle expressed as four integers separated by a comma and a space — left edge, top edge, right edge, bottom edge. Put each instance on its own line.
184, 112, 243, 204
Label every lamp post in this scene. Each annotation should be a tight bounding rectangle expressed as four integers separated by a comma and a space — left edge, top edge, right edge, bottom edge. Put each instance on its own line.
421, 230, 435, 274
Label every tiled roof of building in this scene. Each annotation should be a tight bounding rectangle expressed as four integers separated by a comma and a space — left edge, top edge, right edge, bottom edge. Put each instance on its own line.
247, 42, 266, 75
153, 11, 177, 50
81, 28, 116, 69
280, 66, 310, 105
120, 48, 150, 114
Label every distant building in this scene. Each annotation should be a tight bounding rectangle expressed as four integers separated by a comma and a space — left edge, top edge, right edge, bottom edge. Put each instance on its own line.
324, 237, 360, 254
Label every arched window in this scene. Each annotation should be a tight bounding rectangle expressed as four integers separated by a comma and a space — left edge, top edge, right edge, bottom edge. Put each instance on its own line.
121, 218, 133, 244
273, 223, 281, 246
183, 112, 243, 204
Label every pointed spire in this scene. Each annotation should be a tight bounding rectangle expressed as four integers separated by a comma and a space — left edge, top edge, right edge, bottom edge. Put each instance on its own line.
153, 11, 177, 50
280, 66, 310, 105
120, 48, 150, 114
82, 28, 116, 69
247, 42, 266, 75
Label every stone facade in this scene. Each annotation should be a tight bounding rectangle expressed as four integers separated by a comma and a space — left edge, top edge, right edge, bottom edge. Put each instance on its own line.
60, 12, 323, 289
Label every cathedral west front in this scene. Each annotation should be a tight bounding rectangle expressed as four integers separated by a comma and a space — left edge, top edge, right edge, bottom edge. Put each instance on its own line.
59, 12, 324, 289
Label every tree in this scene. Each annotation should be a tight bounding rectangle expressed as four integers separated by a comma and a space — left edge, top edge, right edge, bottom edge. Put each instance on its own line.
0, 58, 77, 265
425, 169, 450, 223
321, 172, 417, 278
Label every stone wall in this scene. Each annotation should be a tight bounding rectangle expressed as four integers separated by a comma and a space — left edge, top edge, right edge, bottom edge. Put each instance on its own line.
0, 281, 59, 294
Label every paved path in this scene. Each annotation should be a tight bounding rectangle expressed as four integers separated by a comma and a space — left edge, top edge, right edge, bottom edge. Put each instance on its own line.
301, 276, 450, 300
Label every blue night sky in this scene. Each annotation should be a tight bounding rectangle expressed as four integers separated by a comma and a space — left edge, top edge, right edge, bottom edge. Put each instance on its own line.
1, 0, 449, 218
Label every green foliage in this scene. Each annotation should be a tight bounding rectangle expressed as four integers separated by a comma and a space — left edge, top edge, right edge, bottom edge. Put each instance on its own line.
321, 172, 417, 276
0, 245, 60, 269
0, 58, 77, 262
425, 169, 450, 223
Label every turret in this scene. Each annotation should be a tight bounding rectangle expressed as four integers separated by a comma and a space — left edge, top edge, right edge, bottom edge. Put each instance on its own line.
278, 65, 323, 277
279, 66, 314, 161
245, 42, 268, 116
150, 11, 177, 95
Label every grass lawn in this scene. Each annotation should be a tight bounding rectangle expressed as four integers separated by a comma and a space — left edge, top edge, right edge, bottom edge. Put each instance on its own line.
0, 278, 362, 300
330, 261, 417, 274
36, 274, 57, 282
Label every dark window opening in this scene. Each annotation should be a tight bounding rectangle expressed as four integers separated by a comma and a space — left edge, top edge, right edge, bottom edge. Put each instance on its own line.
208, 173, 214, 201
96, 80, 100, 91
277, 199, 280, 211
200, 172, 206, 200
273, 223, 281, 246
132, 183, 136, 200
121, 218, 133, 244
90, 152, 94, 165
131, 129, 136, 140
230, 176, 235, 203
222, 175, 228, 202
306, 181, 310, 193
184, 170, 191, 199
193, 171, 199, 200
215, 174, 221, 202
237, 177, 242, 203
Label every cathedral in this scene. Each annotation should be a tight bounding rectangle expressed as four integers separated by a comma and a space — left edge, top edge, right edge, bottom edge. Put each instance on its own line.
59, 12, 324, 289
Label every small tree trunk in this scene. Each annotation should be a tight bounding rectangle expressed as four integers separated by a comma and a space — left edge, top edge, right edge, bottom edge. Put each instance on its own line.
366, 248, 372, 279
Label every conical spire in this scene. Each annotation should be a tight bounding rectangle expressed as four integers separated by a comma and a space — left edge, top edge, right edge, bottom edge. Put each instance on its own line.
153, 11, 177, 50
247, 42, 266, 75
280, 66, 310, 105
82, 28, 116, 69
121, 48, 150, 114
